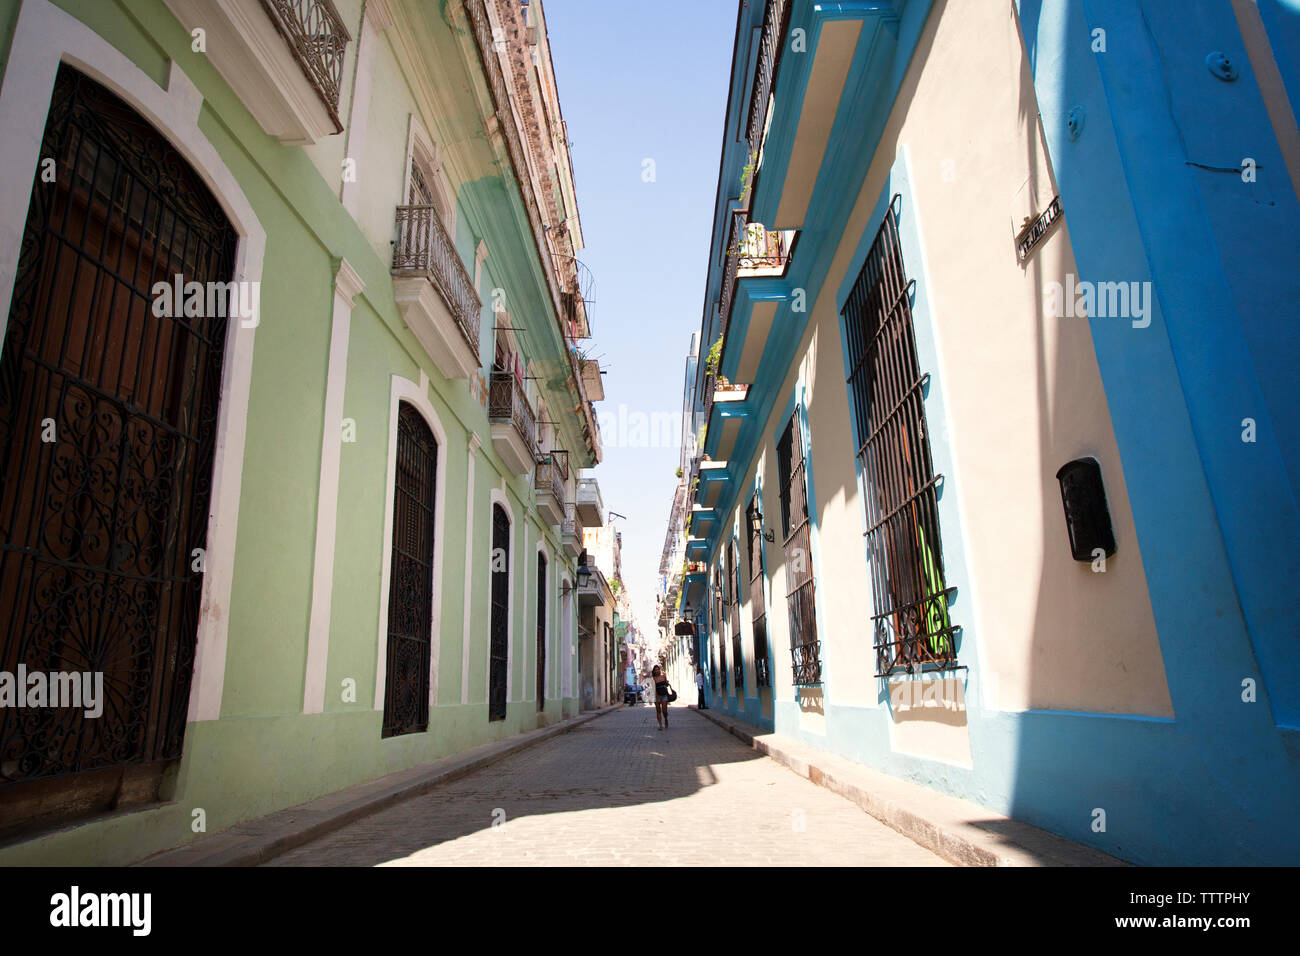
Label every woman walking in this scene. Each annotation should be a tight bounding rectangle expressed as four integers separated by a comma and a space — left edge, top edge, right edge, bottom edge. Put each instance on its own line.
652, 665, 673, 730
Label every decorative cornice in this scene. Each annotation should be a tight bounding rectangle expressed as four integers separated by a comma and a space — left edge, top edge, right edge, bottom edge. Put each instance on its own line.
365, 0, 392, 32
333, 256, 365, 303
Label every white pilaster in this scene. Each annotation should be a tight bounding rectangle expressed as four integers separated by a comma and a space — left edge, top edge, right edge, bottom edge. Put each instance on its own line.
304, 258, 364, 713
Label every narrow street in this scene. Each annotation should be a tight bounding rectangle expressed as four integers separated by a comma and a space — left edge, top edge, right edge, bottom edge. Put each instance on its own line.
267, 706, 946, 867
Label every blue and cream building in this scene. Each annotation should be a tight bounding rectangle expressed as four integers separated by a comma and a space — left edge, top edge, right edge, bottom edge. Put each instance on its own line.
675, 0, 1300, 865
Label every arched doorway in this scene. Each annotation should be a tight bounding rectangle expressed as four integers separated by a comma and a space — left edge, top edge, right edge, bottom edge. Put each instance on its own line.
0, 65, 236, 830
536, 551, 547, 711
488, 503, 510, 721
381, 403, 438, 737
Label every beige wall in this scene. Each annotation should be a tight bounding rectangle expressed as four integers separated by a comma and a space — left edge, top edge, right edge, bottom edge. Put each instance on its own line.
714, 0, 1172, 765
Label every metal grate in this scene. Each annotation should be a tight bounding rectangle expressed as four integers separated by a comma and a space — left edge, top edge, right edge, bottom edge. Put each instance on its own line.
382, 403, 437, 737
0, 66, 235, 785
536, 552, 546, 711
709, 630, 717, 693
842, 202, 959, 677
777, 414, 821, 686
728, 541, 744, 694
746, 496, 770, 687
715, 571, 728, 693
489, 504, 510, 720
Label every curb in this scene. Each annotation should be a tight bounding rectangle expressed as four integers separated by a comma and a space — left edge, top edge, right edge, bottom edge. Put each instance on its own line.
138, 705, 622, 867
689, 705, 1126, 867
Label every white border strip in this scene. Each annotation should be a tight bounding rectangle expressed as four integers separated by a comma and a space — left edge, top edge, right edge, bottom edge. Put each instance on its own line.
303, 259, 363, 713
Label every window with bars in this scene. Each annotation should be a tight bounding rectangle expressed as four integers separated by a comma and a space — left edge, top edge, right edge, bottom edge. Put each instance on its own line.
383, 404, 438, 737
842, 202, 958, 678
746, 495, 771, 688
709, 631, 717, 693
488, 504, 510, 721
776, 413, 821, 686
536, 552, 547, 711
727, 541, 744, 694
714, 570, 728, 692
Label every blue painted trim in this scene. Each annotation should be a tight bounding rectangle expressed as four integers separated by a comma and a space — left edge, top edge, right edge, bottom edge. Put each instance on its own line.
699, 0, 935, 570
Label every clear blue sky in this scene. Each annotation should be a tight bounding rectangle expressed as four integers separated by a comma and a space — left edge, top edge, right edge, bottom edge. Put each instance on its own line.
545, 0, 737, 630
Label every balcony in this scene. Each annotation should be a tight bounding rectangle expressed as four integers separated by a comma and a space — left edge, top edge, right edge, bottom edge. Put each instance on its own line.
745, 0, 793, 185
713, 381, 749, 404
580, 357, 604, 401
576, 476, 604, 528
392, 205, 482, 380
735, 222, 797, 279
578, 564, 612, 608
489, 372, 538, 475
562, 502, 583, 558
534, 452, 569, 526
163, 0, 349, 145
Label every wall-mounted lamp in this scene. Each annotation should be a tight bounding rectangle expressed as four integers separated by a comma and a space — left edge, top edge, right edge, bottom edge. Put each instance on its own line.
749, 508, 775, 543
1055, 457, 1116, 562
576, 564, 592, 588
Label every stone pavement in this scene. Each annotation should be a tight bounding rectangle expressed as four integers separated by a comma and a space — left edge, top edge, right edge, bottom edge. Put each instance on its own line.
267, 703, 948, 866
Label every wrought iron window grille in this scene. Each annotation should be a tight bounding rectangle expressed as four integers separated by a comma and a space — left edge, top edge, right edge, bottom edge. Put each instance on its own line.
777, 414, 821, 686
841, 199, 960, 678
382, 404, 437, 737
746, 497, 771, 688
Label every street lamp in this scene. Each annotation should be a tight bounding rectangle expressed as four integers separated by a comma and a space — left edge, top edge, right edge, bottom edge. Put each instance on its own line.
749, 506, 775, 543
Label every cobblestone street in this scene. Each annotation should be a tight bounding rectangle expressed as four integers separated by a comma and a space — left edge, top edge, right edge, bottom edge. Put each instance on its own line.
268, 706, 947, 866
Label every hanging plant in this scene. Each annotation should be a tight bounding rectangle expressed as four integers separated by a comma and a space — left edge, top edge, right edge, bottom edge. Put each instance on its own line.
704, 334, 723, 380
739, 149, 758, 205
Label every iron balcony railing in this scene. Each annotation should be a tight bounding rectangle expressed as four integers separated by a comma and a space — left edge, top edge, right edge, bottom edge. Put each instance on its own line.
489, 371, 538, 458
562, 501, 584, 540
718, 209, 746, 345
392, 204, 482, 352
535, 455, 569, 510
736, 222, 794, 273
551, 449, 571, 483
260, 0, 350, 130
745, 0, 792, 180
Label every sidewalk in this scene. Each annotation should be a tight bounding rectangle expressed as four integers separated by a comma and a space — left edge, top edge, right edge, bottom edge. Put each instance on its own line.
691, 706, 1126, 867
138, 705, 622, 866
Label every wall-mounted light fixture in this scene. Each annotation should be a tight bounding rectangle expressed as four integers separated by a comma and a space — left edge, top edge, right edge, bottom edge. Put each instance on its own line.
1055, 457, 1116, 562
749, 507, 775, 543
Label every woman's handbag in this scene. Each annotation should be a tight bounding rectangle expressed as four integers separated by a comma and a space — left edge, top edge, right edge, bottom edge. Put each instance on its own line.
667, 684, 678, 703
